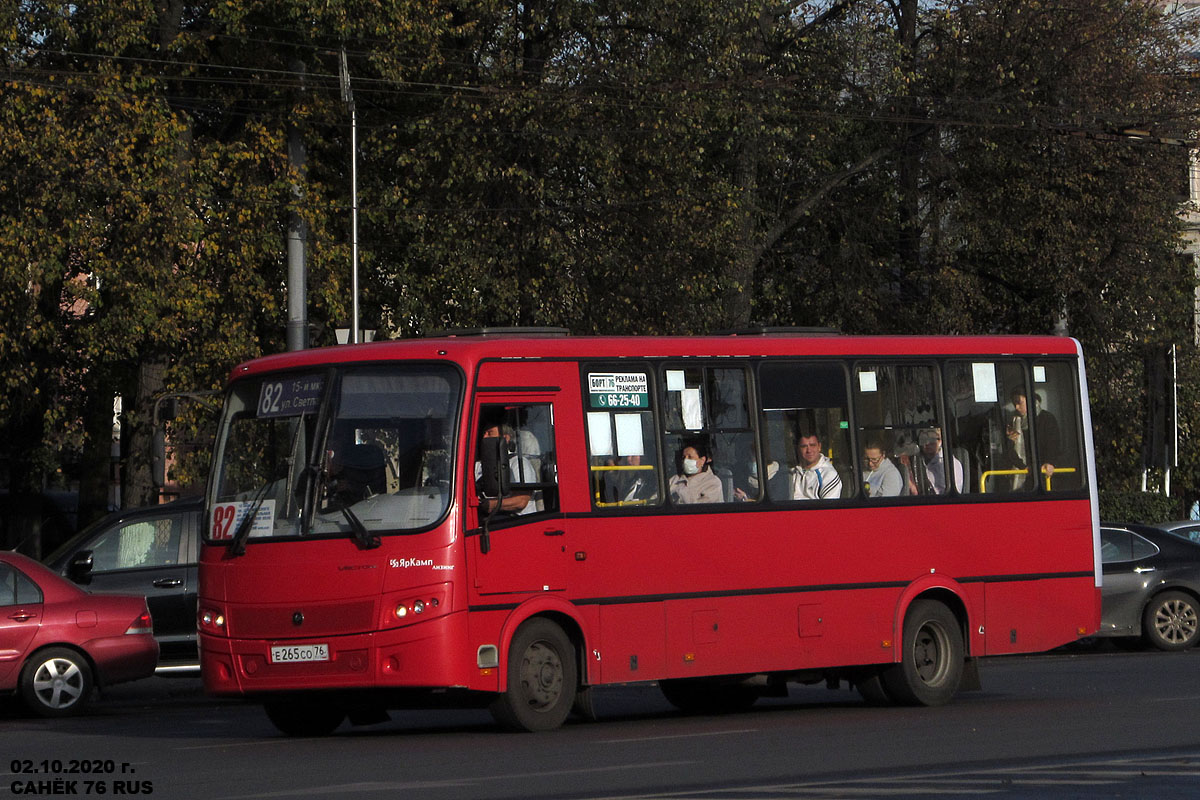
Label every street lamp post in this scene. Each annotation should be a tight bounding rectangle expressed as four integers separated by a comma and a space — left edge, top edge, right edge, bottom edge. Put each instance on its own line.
339, 48, 361, 344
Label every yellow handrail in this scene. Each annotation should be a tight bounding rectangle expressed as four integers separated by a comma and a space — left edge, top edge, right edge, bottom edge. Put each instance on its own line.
1042, 466, 1076, 491
979, 468, 1028, 493
979, 467, 1077, 493
589, 464, 655, 472
591, 464, 656, 507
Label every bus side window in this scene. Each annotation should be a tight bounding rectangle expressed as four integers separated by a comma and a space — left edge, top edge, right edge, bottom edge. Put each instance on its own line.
583, 367, 661, 509
1032, 362, 1084, 492
759, 361, 851, 501
475, 404, 559, 516
943, 361, 1032, 495
661, 366, 757, 504
853, 364, 958, 497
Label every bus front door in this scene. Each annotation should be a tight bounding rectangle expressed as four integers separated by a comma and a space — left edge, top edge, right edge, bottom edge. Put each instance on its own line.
468, 396, 569, 596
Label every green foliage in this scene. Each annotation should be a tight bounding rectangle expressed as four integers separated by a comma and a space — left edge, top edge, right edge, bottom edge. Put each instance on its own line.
1099, 491, 1182, 525
1, 0, 1199, 526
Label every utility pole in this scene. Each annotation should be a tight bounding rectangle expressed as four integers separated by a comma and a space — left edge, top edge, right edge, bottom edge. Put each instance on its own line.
286, 60, 309, 352
340, 48, 361, 344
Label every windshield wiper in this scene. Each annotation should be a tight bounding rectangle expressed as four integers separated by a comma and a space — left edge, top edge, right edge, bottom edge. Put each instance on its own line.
229, 481, 270, 557
340, 504, 380, 550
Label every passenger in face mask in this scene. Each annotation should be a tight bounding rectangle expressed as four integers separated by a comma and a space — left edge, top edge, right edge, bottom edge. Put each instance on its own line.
668, 444, 724, 504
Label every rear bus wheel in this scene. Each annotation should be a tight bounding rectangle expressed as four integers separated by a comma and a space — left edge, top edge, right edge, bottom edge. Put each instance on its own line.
490, 619, 577, 732
854, 668, 895, 706
881, 599, 964, 707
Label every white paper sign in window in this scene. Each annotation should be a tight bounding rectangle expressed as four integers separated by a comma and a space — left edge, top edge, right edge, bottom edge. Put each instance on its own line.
682, 388, 703, 430
1034, 365, 1047, 383
587, 412, 613, 456
972, 362, 998, 404
858, 370, 878, 393
666, 370, 686, 392
614, 414, 644, 457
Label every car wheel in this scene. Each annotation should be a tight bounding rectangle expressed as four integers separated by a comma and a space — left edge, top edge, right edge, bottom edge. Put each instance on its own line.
20, 648, 94, 717
1142, 590, 1200, 651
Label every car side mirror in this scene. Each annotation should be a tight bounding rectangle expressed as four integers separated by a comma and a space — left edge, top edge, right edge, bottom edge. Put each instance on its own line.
68, 550, 94, 583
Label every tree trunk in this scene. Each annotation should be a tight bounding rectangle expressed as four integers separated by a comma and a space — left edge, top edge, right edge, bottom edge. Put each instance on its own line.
121, 358, 168, 508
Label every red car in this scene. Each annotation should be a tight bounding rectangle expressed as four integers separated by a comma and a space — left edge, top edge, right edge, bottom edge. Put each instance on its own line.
0, 551, 158, 716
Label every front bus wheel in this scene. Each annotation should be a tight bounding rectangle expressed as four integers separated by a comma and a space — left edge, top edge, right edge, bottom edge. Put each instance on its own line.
490, 618, 577, 732
881, 599, 964, 707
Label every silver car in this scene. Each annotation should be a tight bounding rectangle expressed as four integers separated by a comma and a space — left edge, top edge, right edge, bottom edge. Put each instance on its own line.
1098, 523, 1200, 651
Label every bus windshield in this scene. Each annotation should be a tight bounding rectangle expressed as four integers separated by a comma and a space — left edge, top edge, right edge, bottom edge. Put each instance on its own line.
207, 365, 461, 544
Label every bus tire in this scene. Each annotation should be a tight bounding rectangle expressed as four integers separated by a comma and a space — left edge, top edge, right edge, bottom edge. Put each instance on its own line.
854, 668, 895, 706
572, 685, 599, 722
659, 678, 758, 715
490, 618, 577, 732
1142, 590, 1200, 651
264, 699, 346, 736
881, 599, 964, 707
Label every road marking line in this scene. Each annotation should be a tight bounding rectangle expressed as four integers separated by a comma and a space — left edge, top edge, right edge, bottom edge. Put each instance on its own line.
599, 728, 759, 743
213, 761, 698, 799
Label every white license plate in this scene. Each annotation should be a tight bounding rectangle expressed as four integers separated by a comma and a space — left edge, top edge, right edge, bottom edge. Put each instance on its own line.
270, 644, 330, 663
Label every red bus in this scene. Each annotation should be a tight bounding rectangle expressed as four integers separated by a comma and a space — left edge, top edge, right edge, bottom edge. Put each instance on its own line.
199, 330, 1099, 734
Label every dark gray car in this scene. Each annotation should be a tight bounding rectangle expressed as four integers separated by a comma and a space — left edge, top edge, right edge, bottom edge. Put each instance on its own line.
44, 497, 201, 669
1098, 523, 1200, 651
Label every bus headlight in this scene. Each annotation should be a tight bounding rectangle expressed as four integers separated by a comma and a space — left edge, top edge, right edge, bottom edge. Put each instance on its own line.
199, 606, 227, 632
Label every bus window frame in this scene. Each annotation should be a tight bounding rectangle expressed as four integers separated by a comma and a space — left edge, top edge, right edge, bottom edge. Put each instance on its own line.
579, 361, 664, 512
658, 360, 759, 506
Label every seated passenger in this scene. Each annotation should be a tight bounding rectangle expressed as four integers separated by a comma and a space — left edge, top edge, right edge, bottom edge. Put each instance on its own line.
910, 427, 963, 495
862, 443, 903, 497
612, 454, 657, 503
668, 444, 723, 504
734, 457, 785, 501
790, 432, 842, 500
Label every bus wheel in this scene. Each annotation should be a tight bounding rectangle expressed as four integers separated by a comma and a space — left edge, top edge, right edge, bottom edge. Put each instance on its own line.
572, 685, 599, 722
491, 619, 577, 731
881, 599, 964, 707
659, 678, 758, 715
1142, 591, 1200, 651
854, 668, 894, 706
264, 700, 346, 737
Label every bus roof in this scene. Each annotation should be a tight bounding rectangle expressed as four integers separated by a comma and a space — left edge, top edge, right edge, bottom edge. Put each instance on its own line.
227, 333, 1081, 382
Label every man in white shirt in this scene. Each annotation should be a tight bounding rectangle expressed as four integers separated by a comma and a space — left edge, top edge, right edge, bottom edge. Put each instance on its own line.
913, 428, 963, 495
790, 433, 842, 500
476, 423, 538, 515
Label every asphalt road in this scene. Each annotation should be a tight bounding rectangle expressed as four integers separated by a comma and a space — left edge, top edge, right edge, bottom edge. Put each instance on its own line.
4, 645, 1200, 800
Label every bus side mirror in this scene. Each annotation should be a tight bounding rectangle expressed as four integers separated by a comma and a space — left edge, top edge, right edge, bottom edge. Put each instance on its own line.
478, 436, 510, 507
